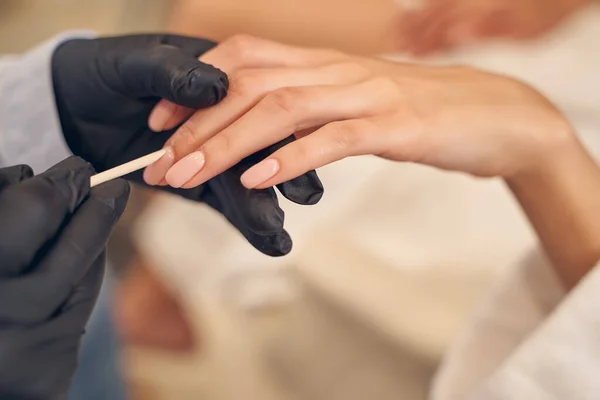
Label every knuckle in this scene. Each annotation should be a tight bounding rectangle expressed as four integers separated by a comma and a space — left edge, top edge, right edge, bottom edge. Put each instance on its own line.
366, 77, 403, 99
168, 122, 201, 157
263, 88, 303, 116
329, 120, 369, 152
205, 133, 233, 156
230, 69, 262, 96
176, 122, 198, 146
225, 34, 259, 61
227, 33, 257, 48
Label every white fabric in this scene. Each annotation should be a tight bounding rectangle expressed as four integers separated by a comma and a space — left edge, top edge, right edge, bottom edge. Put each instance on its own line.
432, 255, 600, 400
0, 31, 94, 172
470, 259, 600, 400
431, 252, 566, 399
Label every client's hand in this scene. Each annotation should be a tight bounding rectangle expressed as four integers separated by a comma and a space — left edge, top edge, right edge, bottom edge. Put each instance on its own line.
52, 34, 324, 257
115, 257, 195, 352
395, 0, 590, 56
147, 35, 600, 290
143, 35, 573, 190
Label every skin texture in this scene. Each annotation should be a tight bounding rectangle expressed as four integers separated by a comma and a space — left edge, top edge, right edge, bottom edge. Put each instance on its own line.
395, 0, 591, 56
145, 35, 600, 289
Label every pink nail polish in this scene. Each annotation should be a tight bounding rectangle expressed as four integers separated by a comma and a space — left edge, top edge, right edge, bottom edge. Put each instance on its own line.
241, 159, 280, 188
143, 147, 175, 186
166, 151, 206, 188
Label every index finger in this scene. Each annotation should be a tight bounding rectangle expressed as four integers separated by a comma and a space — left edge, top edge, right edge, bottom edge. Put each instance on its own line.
148, 35, 346, 132
0, 158, 93, 278
163, 79, 395, 189
0, 179, 130, 325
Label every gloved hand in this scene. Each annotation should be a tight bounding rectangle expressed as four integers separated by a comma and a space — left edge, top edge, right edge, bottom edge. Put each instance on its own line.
52, 34, 324, 256
0, 157, 129, 400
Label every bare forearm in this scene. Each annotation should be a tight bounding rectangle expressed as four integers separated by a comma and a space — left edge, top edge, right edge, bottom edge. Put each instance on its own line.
507, 136, 600, 289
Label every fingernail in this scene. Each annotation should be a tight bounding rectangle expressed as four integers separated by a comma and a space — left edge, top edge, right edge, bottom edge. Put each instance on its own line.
148, 101, 177, 132
144, 147, 175, 186
241, 159, 280, 189
166, 151, 205, 188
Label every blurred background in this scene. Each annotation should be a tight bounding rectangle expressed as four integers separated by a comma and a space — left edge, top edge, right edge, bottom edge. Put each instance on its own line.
1, 1, 599, 399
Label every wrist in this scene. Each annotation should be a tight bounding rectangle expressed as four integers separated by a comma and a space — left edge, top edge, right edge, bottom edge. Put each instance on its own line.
505, 112, 579, 188
506, 131, 600, 289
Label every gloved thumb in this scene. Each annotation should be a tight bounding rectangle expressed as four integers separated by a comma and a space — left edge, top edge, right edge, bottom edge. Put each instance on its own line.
0, 165, 34, 192
103, 44, 229, 109
0, 157, 93, 277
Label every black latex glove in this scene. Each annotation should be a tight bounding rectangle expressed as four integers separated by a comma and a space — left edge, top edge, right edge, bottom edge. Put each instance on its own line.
52, 34, 324, 256
0, 157, 129, 400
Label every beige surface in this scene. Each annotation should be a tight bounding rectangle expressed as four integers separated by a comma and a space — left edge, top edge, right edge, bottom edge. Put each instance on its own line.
0, 0, 171, 52
169, 0, 399, 54
124, 270, 439, 400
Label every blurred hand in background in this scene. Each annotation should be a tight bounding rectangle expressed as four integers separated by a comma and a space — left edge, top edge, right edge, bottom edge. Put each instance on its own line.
114, 255, 196, 353
396, 0, 590, 56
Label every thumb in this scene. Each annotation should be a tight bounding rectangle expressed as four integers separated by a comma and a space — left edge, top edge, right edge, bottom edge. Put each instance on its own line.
106, 44, 229, 109
0, 157, 93, 277
0, 165, 34, 192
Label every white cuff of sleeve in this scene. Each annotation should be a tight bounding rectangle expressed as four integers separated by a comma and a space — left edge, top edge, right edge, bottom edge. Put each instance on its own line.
0, 30, 95, 172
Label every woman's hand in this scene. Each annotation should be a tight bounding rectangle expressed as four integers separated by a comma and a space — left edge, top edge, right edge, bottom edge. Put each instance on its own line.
115, 257, 196, 352
143, 35, 573, 191
395, 0, 590, 56
144, 35, 600, 289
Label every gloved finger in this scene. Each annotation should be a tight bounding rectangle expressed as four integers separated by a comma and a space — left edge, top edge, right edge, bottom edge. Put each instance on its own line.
277, 170, 324, 205
56, 252, 106, 333
0, 255, 104, 399
0, 165, 34, 191
0, 180, 129, 324
202, 189, 293, 257
255, 136, 324, 205
85, 34, 217, 56
0, 157, 93, 278
103, 43, 228, 111
159, 34, 219, 57
157, 178, 293, 256
205, 163, 293, 256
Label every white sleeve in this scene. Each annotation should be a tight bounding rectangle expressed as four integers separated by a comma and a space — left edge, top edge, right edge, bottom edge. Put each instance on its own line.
432, 250, 600, 400
431, 250, 566, 400
468, 258, 600, 400
0, 31, 94, 173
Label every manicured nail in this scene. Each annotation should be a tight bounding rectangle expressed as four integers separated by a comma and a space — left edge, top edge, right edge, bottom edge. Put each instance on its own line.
165, 151, 205, 188
143, 147, 175, 186
148, 101, 176, 132
241, 159, 280, 188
